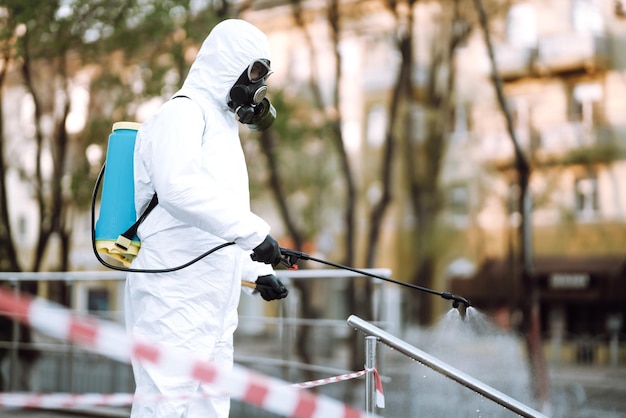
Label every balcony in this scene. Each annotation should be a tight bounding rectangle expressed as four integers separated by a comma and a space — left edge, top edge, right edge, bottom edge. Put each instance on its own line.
536, 122, 624, 163
535, 32, 609, 74
493, 43, 535, 80
538, 122, 587, 157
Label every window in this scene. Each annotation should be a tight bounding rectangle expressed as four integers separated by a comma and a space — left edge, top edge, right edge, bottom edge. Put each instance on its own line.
572, 0, 604, 34
575, 176, 599, 219
570, 82, 603, 145
506, 3, 538, 46
366, 104, 387, 147
17, 215, 27, 239
447, 185, 470, 227
449, 185, 469, 214
87, 288, 110, 314
572, 83, 603, 124
449, 102, 471, 142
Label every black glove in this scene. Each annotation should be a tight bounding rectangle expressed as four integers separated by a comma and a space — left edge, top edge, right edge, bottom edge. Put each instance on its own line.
251, 235, 282, 267
255, 275, 289, 301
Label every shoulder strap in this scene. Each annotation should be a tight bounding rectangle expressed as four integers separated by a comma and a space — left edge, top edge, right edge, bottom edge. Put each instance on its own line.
115, 193, 158, 251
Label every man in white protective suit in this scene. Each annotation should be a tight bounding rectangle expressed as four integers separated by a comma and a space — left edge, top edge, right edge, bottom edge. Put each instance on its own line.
125, 19, 289, 418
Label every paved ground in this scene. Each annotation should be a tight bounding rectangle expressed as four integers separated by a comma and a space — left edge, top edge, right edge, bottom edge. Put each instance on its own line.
5, 407, 129, 418
5, 364, 625, 418
548, 365, 626, 417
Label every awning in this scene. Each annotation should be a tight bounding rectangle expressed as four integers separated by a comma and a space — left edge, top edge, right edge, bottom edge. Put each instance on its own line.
448, 255, 626, 306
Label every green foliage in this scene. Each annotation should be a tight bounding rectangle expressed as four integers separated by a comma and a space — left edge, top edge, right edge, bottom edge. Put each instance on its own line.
561, 142, 622, 165
0, 1, 228, 213
532, 141, 623, 169
90, 0, 223, 97
2, 0, 125, 60
75, 1, 226, 206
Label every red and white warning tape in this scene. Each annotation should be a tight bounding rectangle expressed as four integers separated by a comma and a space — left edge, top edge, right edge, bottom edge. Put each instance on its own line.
291, 369, 368, 389
0, 288, 379, 418
0, 392, 167, 409
0, 390, 246, 409
0, 368, 386, 410
290, 368, 384, 408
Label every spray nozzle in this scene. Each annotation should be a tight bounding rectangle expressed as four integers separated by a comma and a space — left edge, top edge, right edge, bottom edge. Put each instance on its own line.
440, 292, 470, 320
440, 292, 471, 308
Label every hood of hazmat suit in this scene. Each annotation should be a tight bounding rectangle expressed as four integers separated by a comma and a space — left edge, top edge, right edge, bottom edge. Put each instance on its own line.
125, 19, 275, 418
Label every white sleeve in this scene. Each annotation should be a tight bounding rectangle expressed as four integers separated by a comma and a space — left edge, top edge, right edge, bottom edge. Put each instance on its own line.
146, 99, 269, 250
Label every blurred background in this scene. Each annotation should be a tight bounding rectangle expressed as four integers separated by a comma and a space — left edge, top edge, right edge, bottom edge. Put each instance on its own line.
0, 0, 625, 417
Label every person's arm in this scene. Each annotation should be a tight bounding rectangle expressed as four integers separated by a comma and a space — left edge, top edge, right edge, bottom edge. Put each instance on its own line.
241, 254, 288, 300
146, 99, 269, 250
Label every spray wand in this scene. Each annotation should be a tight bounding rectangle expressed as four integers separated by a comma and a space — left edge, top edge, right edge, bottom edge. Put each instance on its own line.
276, 248, 471, 310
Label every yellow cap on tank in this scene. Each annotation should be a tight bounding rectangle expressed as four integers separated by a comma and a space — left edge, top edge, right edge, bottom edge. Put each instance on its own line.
112, 121, 141, 132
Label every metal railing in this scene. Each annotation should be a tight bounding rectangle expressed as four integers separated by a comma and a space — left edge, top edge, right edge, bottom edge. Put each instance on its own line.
348, 315, 549, 418
0, 269, 394, 396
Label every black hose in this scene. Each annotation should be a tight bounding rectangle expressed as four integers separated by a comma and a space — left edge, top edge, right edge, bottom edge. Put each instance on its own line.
90, 163, 234, 273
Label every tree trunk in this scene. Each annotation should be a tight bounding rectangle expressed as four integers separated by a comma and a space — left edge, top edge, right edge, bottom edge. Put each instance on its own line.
473, 0, 550, 410
0, 48, 21, 271
404, 0, 464, 325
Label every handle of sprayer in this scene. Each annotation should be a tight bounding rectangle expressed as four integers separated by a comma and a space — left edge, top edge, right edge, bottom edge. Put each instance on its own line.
279, 247, 308, 270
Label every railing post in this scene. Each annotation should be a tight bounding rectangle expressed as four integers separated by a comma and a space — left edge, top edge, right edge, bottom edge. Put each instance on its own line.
365, 335, 378, 416
9, 280, 20, 391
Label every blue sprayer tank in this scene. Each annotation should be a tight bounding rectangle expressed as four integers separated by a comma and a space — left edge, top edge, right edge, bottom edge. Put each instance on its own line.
95, 121, 142, 267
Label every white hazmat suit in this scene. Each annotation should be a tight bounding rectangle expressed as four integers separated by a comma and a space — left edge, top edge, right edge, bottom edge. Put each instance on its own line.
125, 19, 277, 418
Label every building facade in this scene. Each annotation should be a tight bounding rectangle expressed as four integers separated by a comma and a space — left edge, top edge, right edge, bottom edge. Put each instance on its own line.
445, 0, 626, 365
243, 0, 626, 365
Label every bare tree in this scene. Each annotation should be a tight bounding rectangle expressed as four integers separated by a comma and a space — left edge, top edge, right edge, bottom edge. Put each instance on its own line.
391, 0, 471, 325
289, 0, 358, 265
19, 30, 72, 279
0, 0, 216, 392
473, 0, 549, 409
0, 12, 31, 392
0, 0, 133, 390
363, 1, 410, 269
0, 5, 21, 273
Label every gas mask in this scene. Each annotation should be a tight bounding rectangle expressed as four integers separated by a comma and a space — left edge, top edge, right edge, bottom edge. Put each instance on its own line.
227, 59, 276, 131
